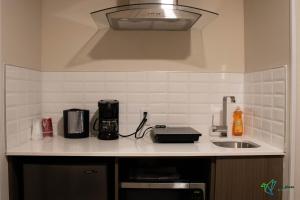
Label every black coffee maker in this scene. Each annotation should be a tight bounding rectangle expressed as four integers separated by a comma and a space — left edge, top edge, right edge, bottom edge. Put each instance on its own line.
94, 100, 119, 140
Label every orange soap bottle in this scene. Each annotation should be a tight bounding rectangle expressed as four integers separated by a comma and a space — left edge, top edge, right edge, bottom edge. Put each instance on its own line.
232, 106, 243, 136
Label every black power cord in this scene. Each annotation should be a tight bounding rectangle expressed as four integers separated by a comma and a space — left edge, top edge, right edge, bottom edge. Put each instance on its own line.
119, 112, 153, 139
135, 126, 153, 139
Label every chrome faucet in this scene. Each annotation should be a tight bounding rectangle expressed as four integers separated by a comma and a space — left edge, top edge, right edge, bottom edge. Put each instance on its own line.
211, 96, 236, 137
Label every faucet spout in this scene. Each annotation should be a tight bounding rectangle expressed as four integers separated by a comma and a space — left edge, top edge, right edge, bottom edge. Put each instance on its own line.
211, 96, 236, 137
223, 96, 235, 127
222, 96, 236, 127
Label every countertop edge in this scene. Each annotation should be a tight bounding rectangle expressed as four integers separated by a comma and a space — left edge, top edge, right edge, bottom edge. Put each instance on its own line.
5, 135, 285, 157
6, 152, 285, 157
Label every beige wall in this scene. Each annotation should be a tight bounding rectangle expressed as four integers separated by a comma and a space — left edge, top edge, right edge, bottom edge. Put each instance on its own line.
2, 0, 41, 70
41, 0, 245, 72
244, 0, 290, 72
0, 0, 9, 199
295, 0, 300, 198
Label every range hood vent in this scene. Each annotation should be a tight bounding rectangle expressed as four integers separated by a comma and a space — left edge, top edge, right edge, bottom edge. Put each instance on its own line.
91, 0, 219, 31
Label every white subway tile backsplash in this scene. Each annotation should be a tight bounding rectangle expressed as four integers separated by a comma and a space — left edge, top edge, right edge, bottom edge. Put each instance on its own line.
127, 72, 147, 82
189, 94, 210, 104
42, 72, 244, 136
127, 83, 148, 93
207, 73, 229, 82
271, 134, 285, 149
6, 65, 21, 79
102, 93, 127, 102
189, 114, 211, 125
85, 82, 105, 92
261, 120, 272, 132
149, 104, 168, 114
273, 82, 285, 94
262, 83, 273, 94
253, 118, 262, 129
168, 104, 188, 114
148, 83, 168, 93
119, 103, 127, 114
169, 83, 189, 93
64, 72, 86, 82
151, 114, 167, 125
105, 72, 128, 82
127, 94, 148, 103
262, 95, 272, 107
210, 83, 229, 94
253, 83, 262, 94
273, 95, 285, 108
168, 73, 189, 82
263, 70, 273, 82
127, 104, 147, 114
6, 94, 19, 107
272, 122, 285, 136
127, 114, 140, 124
6, 80, 21, 92
254, 95, 262, 106
105, 82, 127, 93
6, 108, 17, 121
82, 72, 104, 81
5, 65, 41, 149
189, 73, 210, 82
64, 82, 86, 92
262, 108, 272, 120
273, 67, 286, 81
261, 131, 272, 143
41, 72, 64, 81
42, 103, 65, 114
252, 72, 263, 82
19, 119, 31, 131
253, 106, 262, 117
227, 73, 244, 83
6, 121, 18, 136
167, 94, 188, 103
244, 66, 287, 150
189, 83, 210, 93
6, 65, 285, 151
42, 81, 63, 92
189, 104, 212, 114
167, 114, 188, 125
84, 93, 106, 103
42, 93, 65, 103
272, 109, 285, 122
147, 72, 168, 82
149, 93, 168, 103
17, 106, 29, 119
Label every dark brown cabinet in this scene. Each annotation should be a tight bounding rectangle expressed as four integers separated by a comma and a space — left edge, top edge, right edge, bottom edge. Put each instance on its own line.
8, 156, 284, 200
8, 157, 115, 200
214, 156, 283, 200
23, 164, 109, 200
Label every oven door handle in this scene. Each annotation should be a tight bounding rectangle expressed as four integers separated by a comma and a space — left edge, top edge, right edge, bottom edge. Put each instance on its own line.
121, 182, 206, 190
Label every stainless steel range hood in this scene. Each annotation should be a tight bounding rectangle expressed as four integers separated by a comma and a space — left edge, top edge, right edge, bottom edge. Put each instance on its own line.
91, 0, 219, 31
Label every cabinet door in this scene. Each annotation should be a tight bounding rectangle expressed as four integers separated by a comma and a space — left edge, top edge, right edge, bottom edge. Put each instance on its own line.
214, 157, 283, 200
23, 164, 108, 200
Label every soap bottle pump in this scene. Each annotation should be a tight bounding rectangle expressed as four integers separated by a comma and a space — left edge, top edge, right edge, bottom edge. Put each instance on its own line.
232, 106, 243, 136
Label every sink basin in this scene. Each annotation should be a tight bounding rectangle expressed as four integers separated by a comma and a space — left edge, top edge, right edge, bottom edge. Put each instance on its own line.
212, 141, 260, 148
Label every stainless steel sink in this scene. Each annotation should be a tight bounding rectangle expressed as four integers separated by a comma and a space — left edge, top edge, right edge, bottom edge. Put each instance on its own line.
212, 141, 260, 148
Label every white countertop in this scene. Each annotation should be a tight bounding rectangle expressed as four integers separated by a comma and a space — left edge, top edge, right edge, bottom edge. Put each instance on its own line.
6, 134, 284, 157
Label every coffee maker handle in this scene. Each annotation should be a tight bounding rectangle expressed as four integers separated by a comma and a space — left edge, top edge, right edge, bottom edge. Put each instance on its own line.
93, 118, 99, 131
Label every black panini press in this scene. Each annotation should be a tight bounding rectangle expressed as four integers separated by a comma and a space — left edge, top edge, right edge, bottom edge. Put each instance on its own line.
150, 127, 202, 143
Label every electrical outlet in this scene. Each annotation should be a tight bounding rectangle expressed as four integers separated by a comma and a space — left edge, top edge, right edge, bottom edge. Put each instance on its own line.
140, 109, 150, 126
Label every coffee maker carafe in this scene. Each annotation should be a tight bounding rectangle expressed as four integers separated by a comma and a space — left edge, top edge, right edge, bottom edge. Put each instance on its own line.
94, 100, 119, 140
